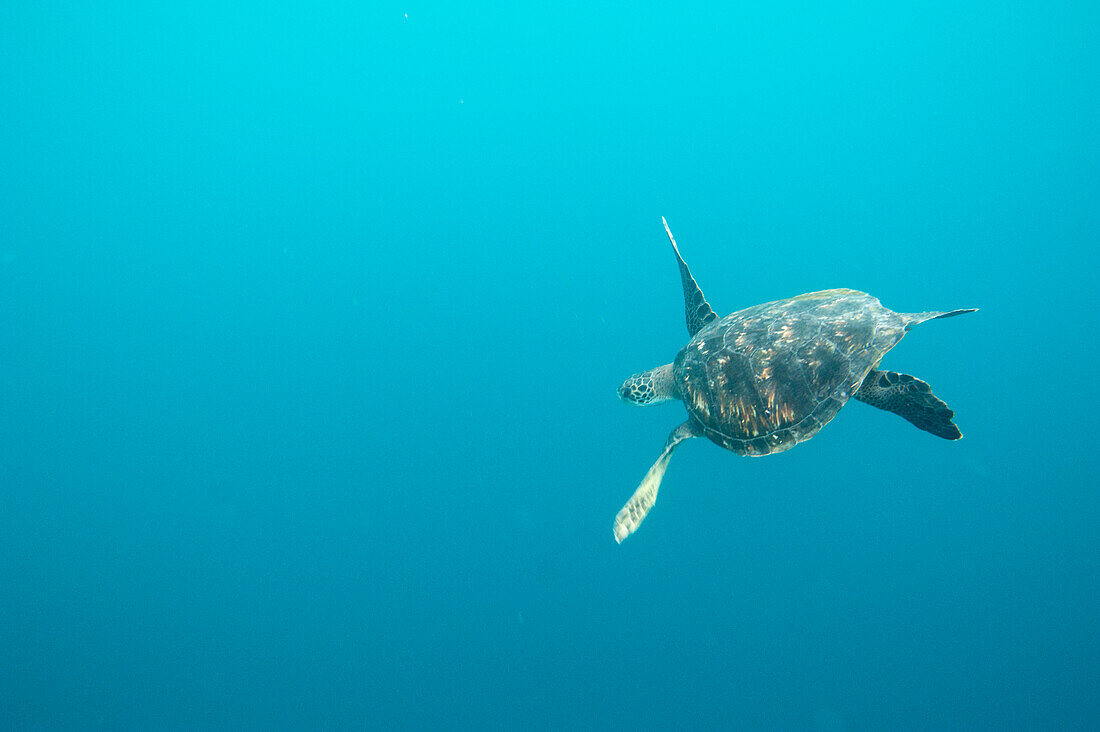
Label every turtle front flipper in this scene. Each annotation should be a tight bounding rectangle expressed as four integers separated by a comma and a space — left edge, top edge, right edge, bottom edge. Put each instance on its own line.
614, 420, 700, 543
662, 217, 717, 337
854, 370, 962, 440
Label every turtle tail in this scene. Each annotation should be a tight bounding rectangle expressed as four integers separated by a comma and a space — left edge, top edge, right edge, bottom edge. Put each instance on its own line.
902, 308, 978, 330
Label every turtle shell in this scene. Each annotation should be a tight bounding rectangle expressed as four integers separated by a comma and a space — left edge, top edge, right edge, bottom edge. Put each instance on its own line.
674, 289, 907, 456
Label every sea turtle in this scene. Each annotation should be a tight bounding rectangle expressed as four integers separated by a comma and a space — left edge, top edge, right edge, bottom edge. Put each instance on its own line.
613, 218, 976, 543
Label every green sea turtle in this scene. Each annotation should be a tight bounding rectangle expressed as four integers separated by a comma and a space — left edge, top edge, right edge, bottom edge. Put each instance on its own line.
613, 218, 977, 543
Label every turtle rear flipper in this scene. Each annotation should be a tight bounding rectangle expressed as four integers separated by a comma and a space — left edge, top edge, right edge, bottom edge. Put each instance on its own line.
855, 370, 962, 440
902, 308, 978, 329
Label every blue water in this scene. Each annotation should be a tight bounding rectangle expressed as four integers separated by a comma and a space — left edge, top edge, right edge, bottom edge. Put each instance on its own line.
2, 2, 1097, 728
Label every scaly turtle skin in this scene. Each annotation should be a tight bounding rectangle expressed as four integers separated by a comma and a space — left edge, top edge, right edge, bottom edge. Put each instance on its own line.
612, 218, 976, 543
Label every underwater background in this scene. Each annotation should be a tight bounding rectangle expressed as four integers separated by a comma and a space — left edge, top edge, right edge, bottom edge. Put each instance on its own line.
1, 1, 1098, 728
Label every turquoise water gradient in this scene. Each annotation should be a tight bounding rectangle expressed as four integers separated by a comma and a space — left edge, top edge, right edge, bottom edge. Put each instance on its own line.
2, 1, 1097, 728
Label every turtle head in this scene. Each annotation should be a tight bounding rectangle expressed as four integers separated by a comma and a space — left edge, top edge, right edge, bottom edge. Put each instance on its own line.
618, 363, 678, 406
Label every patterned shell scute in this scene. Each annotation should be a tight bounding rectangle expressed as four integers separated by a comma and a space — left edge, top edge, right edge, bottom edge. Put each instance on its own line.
675, 289, 906, 456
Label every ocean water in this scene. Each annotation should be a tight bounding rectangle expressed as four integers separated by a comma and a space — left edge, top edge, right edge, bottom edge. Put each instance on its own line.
1, 1, 1097, 728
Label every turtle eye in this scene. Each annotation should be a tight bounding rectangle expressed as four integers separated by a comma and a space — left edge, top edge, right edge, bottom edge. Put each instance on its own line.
617, 380, 634, 402
618, 377, 645, 403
